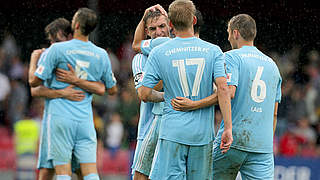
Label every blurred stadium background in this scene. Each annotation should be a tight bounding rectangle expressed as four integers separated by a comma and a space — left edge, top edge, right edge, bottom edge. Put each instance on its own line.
0, 0, 319, 179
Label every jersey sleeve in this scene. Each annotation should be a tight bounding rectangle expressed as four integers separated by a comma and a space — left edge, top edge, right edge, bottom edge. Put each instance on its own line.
213, 47, 227, 80
225, 52, 239, 86
275, 75, 282, 103
141, 50, 161, 88
37, 49, 48, 66
132, 54, 145, 89
140, 37, 170, 56
34, 45, 58, 80
101, 53, 117, 89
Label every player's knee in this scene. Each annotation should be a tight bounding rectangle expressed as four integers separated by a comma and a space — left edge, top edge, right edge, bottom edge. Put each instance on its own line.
56, 175, 71, 180
83, 173, 100, 180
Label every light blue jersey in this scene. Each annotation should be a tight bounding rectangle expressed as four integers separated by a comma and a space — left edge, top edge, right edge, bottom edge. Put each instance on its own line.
142, 37, 226, 145
132, 53, 154, 140
37, 49, 51, 115
36, 49, 79, 171
141, 37, 169, 116
216, 46, 282, 153
35, 39, 116, 121
36, 49, 52, 169
140, 37, 171, 56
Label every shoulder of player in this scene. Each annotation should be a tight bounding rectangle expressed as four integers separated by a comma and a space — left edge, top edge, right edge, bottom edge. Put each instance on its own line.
225, 49, 242, 58
196, 39, 222, 51
132, 53, 147, 61
41, 48, 50, 56
132, 53, 147, 65
47, 41, 71, 53
89, 43, 107, 55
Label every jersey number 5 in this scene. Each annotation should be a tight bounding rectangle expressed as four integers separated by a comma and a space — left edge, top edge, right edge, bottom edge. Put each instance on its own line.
172, 58, 205, 97
75, 60, 90, 80
251, 66, 266, 103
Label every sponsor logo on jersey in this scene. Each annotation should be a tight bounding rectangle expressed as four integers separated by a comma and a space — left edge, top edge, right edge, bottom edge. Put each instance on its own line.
36, 65, 45, 75
142, 40, 151, 48
227, 73, 232, 82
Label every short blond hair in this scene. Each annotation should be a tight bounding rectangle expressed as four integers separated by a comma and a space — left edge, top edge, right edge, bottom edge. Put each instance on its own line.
168, 0, 196, 31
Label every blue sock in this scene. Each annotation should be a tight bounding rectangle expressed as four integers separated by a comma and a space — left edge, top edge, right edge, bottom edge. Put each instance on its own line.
84, 173, 100, 180
56, 175, 71, 180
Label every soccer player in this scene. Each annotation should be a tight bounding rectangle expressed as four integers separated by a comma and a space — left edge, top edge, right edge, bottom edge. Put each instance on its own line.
30, 18, 107, 180
29, 8, 117, 180
172, 14, 282, 180
131, 5, 169, 180
139, 0, 232, 179
134, 8, 204, 57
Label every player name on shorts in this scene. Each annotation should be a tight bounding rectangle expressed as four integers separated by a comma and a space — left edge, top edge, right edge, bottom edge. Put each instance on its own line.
66, 49, 100, 59
165, 46, 210, 56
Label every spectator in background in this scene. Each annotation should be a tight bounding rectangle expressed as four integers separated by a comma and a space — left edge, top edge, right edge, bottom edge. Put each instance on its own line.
276, 79, 294, 136
106, 112, 124, 159
8, 78, 28, 126
293, 116, 317, 145
116, 32, 135, 87
286, 85, 308, 124
293, 116, 317, 157
279, 129, 305, 157
14, 109, 40, 180
106, 48, 120, 75
0, 70, 10, 126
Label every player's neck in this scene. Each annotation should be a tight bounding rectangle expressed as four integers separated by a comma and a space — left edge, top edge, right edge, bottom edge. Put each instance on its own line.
73, 31, 89, 42
174, 28, 195, 38
238, 40, 254, 48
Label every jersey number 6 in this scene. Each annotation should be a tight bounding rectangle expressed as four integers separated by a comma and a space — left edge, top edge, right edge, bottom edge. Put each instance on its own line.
251, 66, 266, 103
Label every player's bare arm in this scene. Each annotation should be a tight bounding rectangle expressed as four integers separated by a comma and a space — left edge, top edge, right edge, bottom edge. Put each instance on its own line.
138, 85, 164, 103
171, 93, 218, 112
31, 85, 85, 101
56, 64, 107, 96
215, 76, 233, 153
171, 85, 236, 111
132, 4, 167, 52
29, 48, 45, 87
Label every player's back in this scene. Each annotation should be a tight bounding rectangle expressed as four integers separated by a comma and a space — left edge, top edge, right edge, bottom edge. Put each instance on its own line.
144, 37, 225, 145
217, 46, 282, 153
39, 39, 112, 121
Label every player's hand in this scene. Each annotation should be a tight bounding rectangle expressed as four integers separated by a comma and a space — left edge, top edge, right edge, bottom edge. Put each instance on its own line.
144, 4, 168, 18
56, 64, 78, 84
220, 128, 233, 154
60, 85, 85, 101
30, 48, 45, 63
171, 97, 196, 111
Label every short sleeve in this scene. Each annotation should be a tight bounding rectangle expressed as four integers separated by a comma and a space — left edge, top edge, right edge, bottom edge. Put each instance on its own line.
225, 52, 239, 86
132, 54, 146, 89
101, 53, 117, 89
213, 47, 226, 80
34, 45, 58, 81
140, 37, 170, 56
141, 50, 161, 88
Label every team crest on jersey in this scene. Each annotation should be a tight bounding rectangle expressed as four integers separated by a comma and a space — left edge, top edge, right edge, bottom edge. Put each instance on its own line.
134, 72, 144, 86
36, 65, 45, 75
142, 40, 151, 48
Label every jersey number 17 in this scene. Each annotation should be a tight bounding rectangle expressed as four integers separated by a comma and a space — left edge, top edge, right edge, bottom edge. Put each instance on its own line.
172, 58, 205, 97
